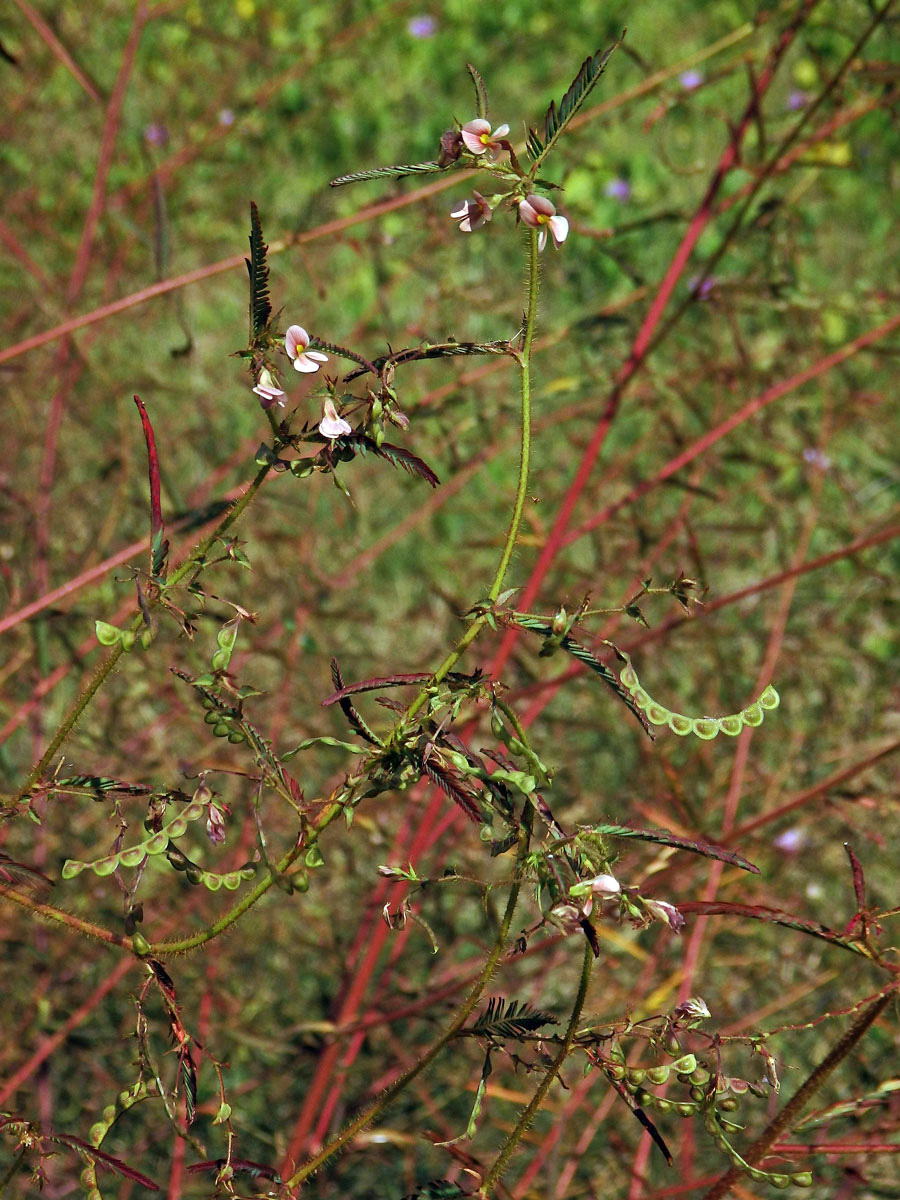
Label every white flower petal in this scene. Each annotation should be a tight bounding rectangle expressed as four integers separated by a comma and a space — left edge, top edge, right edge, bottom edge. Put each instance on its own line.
493, 124, 509, 138
293, 356, 321, 373
285, 324, 309, 359
549, 214, 569, 247
537, 228, 548, 252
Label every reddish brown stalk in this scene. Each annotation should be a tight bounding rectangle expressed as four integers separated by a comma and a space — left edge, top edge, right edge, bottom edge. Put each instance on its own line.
0, 178, 460, 369
12, 0, 103, 103
489, 9, 812, 682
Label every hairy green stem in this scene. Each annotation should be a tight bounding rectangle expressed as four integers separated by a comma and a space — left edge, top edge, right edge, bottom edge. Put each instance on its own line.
405, 229, 539, 724
284, 803, 535, 1192
479, 936, 594, 1196
12, 464, 272, 807
701, 991, 892, 1200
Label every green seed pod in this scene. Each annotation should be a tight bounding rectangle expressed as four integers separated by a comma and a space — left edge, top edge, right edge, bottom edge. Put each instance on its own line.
672, 1054, 697, 1074
676, 1102, 696, 1117
630, 687, 650, 711
185, 866, 203, 885
222, 872, 243, 890
166, 815, 188, 839
289, 460, 315, 478
690, 1086, 707, 1102
668, 713, 693, 736
371, 397, 383, 419
204, 710, 220, 724
605, 1064, 626, 1081
212, 721, 231, 737
646, 1066, 670, 1086
61, 859, 86, 879
507, 736, 525, 754
654, 1098, 673, 1114
118, 845, 146, 869
374, 426, 385, 448
689, 1067, 710, 1086
120, 630, 136, 652
620, 664, 639, 690
741, 702, 764, 726
625, 1068, 646, 1087
292, 870, 310, 893
768, 1174, 791, 1190
718, 1096, 739, 1112
131, 932, 151, 956
92, 856, 118, 877
95, 620, 122, 646
89, 1122, 106, 1146
119, 1090, 135, 1109
646, 702, 670, 725
607, 1043, 626, 1064
717, 715, 743, 736
227, 730, 245, 743
211, 649, 230, 672
102, 1105, 116, 1123
791, 1172, 813, 1188
143, 831, 169, 855
691, 718, 719, 740
759, 685, 780, 710
490, 709, 505, 739
203, 873, 223, 891
139, 628, 155, 650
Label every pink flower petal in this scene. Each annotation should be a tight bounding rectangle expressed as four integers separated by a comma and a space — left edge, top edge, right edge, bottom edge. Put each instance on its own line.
319, 399, 351, 439
524, 193, 555, 218
285, 324, 309, 360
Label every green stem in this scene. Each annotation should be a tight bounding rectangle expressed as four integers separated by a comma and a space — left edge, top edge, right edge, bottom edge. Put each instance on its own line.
13, 464, 272, 806
479, 936, 594, 1196
284, 803, 535, 1192
701, 991, 892, 1200
405, 230, 540, 724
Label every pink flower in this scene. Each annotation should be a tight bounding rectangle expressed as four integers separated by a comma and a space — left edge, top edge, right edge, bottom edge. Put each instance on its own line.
285, 325, 328, 374
319, 398, 351, 440
518, 194, 569, 251
252, 368, 286, 409
588, 873, 621, 896
644, 898, 685, 932
460, 118, 509, 158
206, 803, 227, 845
449, 190, 492, 233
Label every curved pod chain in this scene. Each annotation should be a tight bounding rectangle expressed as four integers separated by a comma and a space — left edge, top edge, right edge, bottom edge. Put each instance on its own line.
617, 652, 779, 740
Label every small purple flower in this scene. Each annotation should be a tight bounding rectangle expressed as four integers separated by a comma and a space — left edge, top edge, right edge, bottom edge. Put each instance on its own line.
802, 448, 831, 471
407, 14, 437, 38
144, 123, 169, 146
688, 274, 718, 300
679, 69, 705, 91
604, 177, 631, 202
787, 90, 810, 111
218, 108, 235, 126
774, 827, 808, 853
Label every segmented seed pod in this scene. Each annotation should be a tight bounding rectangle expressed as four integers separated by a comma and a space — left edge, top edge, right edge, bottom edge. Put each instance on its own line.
625, 1068, 646, 1087
671, 1054, 697, 1073
646, 1065, 670, 1085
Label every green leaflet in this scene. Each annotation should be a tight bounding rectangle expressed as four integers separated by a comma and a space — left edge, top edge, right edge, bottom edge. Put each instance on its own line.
616, 652, 780, 741
61, 801, 205, 879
